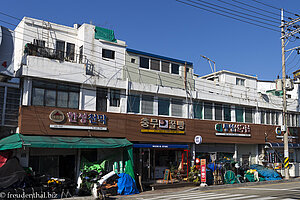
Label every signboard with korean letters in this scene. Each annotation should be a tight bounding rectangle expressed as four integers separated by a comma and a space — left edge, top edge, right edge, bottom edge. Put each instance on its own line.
49, 110, 107, 131
140, 118, 185, 134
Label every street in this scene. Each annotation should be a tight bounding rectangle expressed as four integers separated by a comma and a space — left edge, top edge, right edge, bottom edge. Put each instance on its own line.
117, 181, 300, 200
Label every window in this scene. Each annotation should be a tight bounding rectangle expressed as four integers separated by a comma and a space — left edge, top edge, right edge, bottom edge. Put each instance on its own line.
235, 106, 244, 122
110, 89, 120, 107
140, 57, 149, 69
204, 102, 212, 120
32, 80, 79, 108
158, 97, 169, 115
96, 88, 107, 112
236, 78, 245, 86
261, 110, 265, 124
215, 104, 222, 121
131, 58, 136, 63
171, 99, 183, 117
150, 59, 160, 71
66, 43, 75, 61
161, 61, 170, 73
266, 111, 270, 124
127, 94, 140, 113
271, 112, 276, 125
33, 39, 45, 47
56, 40, 65, 60
102, 49, 115, 59
171, 63, 180, 74
141, 95, 154, 114
224, 105, 231, 121
245, 107, 253, 123
79, 46, 83, 64
193, 101, 202, 119
275, 112, 279, 125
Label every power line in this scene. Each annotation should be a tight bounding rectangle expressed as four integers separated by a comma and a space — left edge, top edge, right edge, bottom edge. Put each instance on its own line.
216, 0, 280, 22
251, 0, 296, 16
175, 0, 279, 32
194, 0, 279, 25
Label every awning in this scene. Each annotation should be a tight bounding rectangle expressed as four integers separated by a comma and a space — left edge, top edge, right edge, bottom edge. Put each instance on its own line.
0, 133, 132, 151
270, 143, 300, 148
133, 143, 189, 149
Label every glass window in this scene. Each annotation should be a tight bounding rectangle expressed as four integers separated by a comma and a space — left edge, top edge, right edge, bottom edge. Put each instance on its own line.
33, 39, 45, 47
141, 95, 154, 114
150, 59, 160, 71
110, 89, 120, 107
215, 104, 222, 121
140, 57, 149, 69
66, 43, 75, 61
96, 88, 107, 112
32, 88, 44, 106
266, 111, 270, 124
204, 102, 212, 120
171, 99, 182, 117
275, 112, 279, 125
127, 94, 140, 113
161, 61, 170, 73
56, 40, 65, 60
69, 92, 79, 109
57, 91, 68, 108
45, 90, 56, 107
271, 112, 276, 125
224, 105, 231, 121
245, 108, 253, 123
193, 101, 202, 119
158, 97, 169, 116
171, 63, 179, 74
102, 49, 115, 59
261, 110, 265, 124
235, 106, 244, 122
236, 78, 245, 86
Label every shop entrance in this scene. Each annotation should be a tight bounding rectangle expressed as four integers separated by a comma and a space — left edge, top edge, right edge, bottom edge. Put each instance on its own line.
59, 155, 75, 179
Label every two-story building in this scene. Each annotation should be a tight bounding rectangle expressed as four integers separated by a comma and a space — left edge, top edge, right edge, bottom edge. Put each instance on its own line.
0, 16, 299, 182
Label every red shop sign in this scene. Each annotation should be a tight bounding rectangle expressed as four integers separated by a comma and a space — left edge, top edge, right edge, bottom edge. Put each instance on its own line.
200, 159, 206, 183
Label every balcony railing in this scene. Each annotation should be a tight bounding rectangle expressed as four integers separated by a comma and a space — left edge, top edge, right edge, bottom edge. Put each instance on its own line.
24, 43, 94, 75
24, 43, 86, 64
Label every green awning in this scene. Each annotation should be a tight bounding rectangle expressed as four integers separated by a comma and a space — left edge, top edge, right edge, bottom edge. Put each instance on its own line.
0, 133, 132, 151
94, 26, 117, 43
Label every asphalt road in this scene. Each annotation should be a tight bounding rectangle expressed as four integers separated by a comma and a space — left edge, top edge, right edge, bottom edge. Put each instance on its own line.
115, 181, 300, 200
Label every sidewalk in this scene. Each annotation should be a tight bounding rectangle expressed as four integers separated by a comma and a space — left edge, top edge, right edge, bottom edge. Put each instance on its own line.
62, 177, 300, 200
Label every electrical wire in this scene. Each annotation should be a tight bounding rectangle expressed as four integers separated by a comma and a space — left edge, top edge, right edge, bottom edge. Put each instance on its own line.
216, 0, 280, 22
194, 0, 279, 25
175, 0, 279, 32
251, 0, 296, 16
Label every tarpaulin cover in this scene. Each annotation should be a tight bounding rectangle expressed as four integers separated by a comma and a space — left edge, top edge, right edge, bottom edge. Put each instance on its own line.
117, 173, 139, 195
0, 157, 26, 189
0, 133, 132, 150
94, 26, 117, 43
250, 164, 282, 181
224, 170, 238, 184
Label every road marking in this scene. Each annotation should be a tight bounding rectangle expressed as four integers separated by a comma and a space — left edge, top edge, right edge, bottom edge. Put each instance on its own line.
137, 192, 216, 200
165, 193, 231, 200
239, 187, 299, 192
228, 195, 258, 200
256, 197, 278, 200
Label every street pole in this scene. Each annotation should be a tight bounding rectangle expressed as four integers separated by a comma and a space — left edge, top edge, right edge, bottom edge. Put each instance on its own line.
281, 8, 289, 179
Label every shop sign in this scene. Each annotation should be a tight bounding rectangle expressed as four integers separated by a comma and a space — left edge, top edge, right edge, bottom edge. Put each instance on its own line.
215, 123, 251, 137
275, 127, 298, 139
49, 110, 107, 131
140, 118, 185, 134
194, 135, 202, 144
200, 159, 206, 183
49, 110, 65, 123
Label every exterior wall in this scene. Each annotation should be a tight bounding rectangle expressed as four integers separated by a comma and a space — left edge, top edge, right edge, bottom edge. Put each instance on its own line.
124, 51, 194, 90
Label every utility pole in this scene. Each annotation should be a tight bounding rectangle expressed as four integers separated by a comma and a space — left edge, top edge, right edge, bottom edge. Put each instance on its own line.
281, 8, 289, 179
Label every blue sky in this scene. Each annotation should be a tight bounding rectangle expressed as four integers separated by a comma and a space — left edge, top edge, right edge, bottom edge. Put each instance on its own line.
1, 0, 300, 81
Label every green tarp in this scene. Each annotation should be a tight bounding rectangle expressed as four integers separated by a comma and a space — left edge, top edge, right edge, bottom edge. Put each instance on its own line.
0, 133, 132, 150
94, 26, 117, 43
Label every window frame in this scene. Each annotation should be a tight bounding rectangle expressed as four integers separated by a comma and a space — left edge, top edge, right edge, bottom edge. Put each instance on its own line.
102, 48, 115, 60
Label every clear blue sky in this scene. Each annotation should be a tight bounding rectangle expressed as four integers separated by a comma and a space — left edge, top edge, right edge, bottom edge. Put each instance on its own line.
1, 0, 300, 81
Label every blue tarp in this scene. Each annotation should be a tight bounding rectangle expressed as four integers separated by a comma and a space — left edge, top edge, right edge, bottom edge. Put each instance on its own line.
117, 173, 139, 195
250, 164, 282, 181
